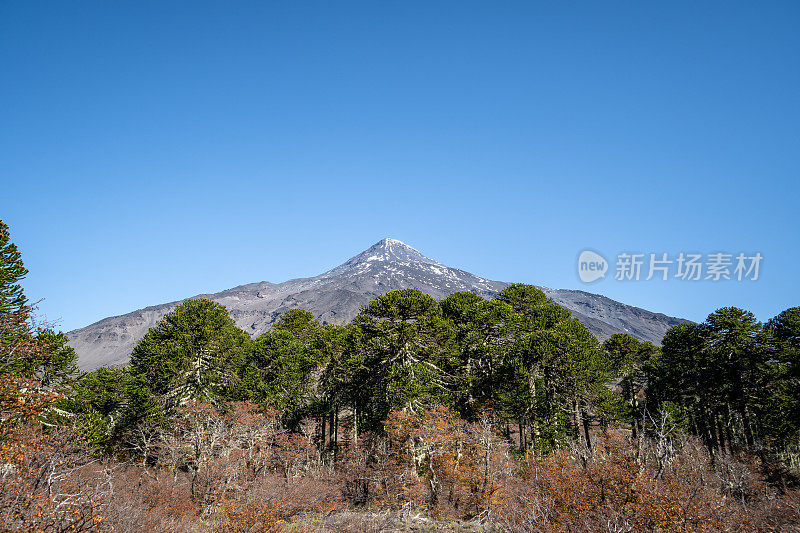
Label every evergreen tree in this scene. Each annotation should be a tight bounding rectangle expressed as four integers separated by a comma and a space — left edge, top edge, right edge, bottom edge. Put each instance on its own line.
653, 309, 766, 453
603, 333, 658, 438
352, 289, 456, 429
0, 219, 27, 316
653, 322, 721, 451
241, 312, 324, 427
60, 367, 156, 447
441, 292, 517, 421
763, 307, 800, 451
30, 329, 78, 385
495, 284, 608, 452
272, 308, 321, 346
315, 322, 357, 442
497, 284, 569, 330
521, 317, 606, 452
703, 307, 764, 448
128, 299, 250, 407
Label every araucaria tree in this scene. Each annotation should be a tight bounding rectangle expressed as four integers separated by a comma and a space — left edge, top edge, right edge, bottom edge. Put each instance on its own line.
128, 298, 251, 407
497, 284, 610, 453
603, 333, 659, 439
0, 219, 27, 316
239, 309, 325, 428
351, 289, 457, 430
650, 306, 800, 462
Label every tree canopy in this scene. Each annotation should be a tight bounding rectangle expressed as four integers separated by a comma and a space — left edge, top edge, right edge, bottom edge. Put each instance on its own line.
128, 298, 251, 406
0, 219, 27, 316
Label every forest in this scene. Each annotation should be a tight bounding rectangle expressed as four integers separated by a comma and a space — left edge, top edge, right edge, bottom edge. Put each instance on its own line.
1, 218, 799, 532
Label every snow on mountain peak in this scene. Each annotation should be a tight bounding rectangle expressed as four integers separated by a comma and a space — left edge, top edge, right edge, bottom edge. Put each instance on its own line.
320, 238, 441, 278
362, 238, 434, 263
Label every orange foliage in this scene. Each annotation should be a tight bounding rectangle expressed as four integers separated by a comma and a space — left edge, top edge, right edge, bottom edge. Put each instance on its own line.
384, 405, 512, 518
492, 431, 799, 532
0, 309, 107, 532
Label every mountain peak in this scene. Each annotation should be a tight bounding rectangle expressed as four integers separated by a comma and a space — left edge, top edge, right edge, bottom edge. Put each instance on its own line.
369, 237, 415, 253
359, 238, 434, 263
321, 238, 438, 278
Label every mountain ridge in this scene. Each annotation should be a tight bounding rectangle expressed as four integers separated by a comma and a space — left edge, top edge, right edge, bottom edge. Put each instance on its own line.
68, 239, 688, 370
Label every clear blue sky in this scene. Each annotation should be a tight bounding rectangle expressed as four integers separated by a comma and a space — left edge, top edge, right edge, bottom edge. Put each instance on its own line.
1, 1, 798, 332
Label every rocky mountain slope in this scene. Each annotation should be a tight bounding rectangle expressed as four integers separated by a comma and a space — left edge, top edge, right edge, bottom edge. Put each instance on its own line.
68, 239, 688, 370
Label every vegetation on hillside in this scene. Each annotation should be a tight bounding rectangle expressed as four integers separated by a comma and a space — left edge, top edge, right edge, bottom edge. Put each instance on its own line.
1, 218, 798, 531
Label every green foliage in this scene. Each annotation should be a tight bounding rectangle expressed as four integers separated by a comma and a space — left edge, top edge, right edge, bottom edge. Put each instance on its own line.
30, 329, 78, 384
651, 306, 800, 461
238, 309, 333, 428
128, 299, 251, 407
763, 307, 800, 449
74, 367, 130, 416
442, 292, 517, 420
497, 283, 571, 330
522, 317, 607, 451
272, 308, 321, 345
603, 333, 659, 437
440, 291, 484, 323
58, 366, 163, 447
2, 328, 79, 384
490, 285, 609, 451
0, 219, 27, 316
65, 278, 799, 466
351, 289, 457, 429
7, 209, 798, 467
317, 322, 369, 433
242, 326, 320, 425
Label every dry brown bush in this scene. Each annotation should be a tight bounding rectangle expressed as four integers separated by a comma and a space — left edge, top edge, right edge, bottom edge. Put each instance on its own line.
0, 308, 109, 532
382, 406, 514, 519
4, 392, 799, 532
492, 431, 800, 532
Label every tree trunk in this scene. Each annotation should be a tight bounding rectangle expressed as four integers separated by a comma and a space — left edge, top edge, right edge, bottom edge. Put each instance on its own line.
709, 411, 718, 452
529, 372, 538, 451
333, 407, 339, 448
724, 403, 735, 450
353, 405, 358, 445
740, 404, 754, 447
695, 407, 713, 456
330, 410, 336, 448
716, 414, 727, 454
581, 406, 592, 452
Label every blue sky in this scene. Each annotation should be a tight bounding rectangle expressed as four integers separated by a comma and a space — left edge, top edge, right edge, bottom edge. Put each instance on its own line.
1, 1, 798, 332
